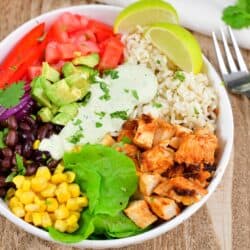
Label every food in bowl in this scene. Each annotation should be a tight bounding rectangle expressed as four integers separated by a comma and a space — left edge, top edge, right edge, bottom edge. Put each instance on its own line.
0, 0, 230, 245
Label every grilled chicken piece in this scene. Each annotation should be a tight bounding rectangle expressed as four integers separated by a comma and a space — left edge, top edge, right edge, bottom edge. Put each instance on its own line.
169, 137, 181, 149
124, 200, 158, 229
101, 134, 116, 146
145, 196, 180, 220
139, 173, 162, 196
154, 176, 207, 205
153, 119, 176, 145
141, 145, 174, 174
133, 115, 158, 149
122, 144, 139, 158
165, 165, 184, 178
175, 125, 192, 137
175, 128, 218, 165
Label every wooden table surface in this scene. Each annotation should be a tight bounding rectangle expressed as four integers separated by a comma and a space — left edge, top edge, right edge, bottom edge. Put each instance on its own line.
0, 1, 249, 250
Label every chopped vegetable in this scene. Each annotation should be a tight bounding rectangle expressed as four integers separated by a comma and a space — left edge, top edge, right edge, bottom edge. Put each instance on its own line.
0, 81, 25, 109
110, 111, 128, 120
222, 0, 250, 29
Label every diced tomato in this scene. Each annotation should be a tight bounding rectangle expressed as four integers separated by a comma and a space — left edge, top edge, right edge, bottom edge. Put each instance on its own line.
50, 21, 69, 43
45, 42, 61, 63
75, 14, 89, 29
51, 60, 66, 72
77, 41, 100, 56
99, 36, 124, 70
28, 66, 42, 80
87, 19, 114, 43
69, 29, 96, 44
58, 43, 77, 60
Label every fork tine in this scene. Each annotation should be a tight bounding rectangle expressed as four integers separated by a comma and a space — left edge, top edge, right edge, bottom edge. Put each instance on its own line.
228, 27, 249, 72
212, 32, 228, 75
220, 27, 238, 72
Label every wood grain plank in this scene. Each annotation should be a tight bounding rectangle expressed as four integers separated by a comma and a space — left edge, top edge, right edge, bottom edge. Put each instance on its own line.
0, 1, 249, 250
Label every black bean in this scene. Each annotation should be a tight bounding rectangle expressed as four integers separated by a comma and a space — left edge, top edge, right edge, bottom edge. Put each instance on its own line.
37, 125, 51, 140
0, 176, 6, 187
19, 122, 31, 131
22, 116, 36, 127
5, 130, 18, 147
25, 163, 38, 176
7, 116, 17, 130
0, 188, 6, 197
54, 125, 63, 134
22, 142, 32, 158
20, 132, 35, 143
1, 148, 13, 158
47, 159, 60, 169
14, 144, 22, 155
11, 156, 17, 166
1, 158, 11, 169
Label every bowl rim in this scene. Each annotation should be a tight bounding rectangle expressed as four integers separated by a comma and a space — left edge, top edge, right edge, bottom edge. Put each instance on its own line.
0, 4, 234, 249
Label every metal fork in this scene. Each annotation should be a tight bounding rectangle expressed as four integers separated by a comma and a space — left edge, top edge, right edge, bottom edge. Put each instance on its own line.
212, 27, 250, 97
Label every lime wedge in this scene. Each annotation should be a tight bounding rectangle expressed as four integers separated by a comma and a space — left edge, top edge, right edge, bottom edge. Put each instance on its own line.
146, 23, 203, 73
114, 0, 178, 34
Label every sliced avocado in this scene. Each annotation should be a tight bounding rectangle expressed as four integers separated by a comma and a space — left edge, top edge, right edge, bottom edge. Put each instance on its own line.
45, 79, 83, 106
58, 103, 78, 116
65, 73, 89, 90
38, 107, 53, 122
76, 65, 98, 78
62, 62, 78, 77
31, 76, 52, 108
72, 53, 100, 68
52, 113, 73, 126
42, 62, 60, 83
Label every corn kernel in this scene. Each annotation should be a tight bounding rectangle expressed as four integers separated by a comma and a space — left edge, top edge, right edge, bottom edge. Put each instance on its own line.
46, 198, 58, 212
55, 183, 71, 203
66, 214, 78, 226
55, 205, 69, 220
20, 191, 35, 205
77, 196, 88, 208
68, 184, 80, 198
36, 167, 51, 181
33, 140, 40, 150
5, 188, 15, 200
54, 163, 64, 174
66, 223, 79, 233
54, 219, 67, 232
70, 211, 80, 220
22, 180, 31, 191
9, 197, 22, 208
31, 177, 48, 192
65, 171, 75, 183
40, 183, 56, 198
42, 212, 52, 228
72, 145, 81, 153
12, 207, 25, 218
32, 212, 42, 226
25, 204, 40, 212
15, 189, 23, 200
49, 213, 56, 222
51, 173, 67, 184
13, 176, 25, 189
66, 198, 79, 211
24, 212, 33, 223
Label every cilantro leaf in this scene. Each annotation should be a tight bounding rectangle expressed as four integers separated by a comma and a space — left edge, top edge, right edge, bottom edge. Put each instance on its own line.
173, 71, 185, 82
152, 102, 163, 108
5, 153, 26, 182
68, 130, 84, 144
95, 122, 103, 128
103, 69, 119, 79
222, 0, 250, 29
131, 90, 139, 100
95, 111, 106, 119
0, 128, 8, 149
0, 81, 25, 109
110, 111, 128, 120
16, 154, 26, 175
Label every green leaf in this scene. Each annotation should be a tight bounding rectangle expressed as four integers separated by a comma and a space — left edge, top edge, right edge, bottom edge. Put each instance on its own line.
0, 81, 25, 108
16, 154, 26, 175
103, 69, 119, 80
5, 172, 17, 183
110, 111, 128, 120
131, 90, 139, 100
0, 128, 8, 149
173, 71, 185, 82
64, 145, 138, 216
222, 0, 250, 29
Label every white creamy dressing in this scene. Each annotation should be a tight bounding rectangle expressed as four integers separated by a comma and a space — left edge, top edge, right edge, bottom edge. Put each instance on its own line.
39, 64, 158, 159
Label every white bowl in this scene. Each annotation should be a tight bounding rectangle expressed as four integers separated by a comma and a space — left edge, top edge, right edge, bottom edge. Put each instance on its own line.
0, 4, 234, 249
